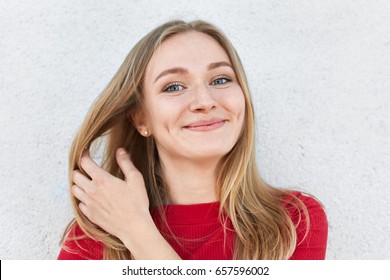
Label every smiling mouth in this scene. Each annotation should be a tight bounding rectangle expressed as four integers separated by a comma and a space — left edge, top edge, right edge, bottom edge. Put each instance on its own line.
184, 120, 227, 132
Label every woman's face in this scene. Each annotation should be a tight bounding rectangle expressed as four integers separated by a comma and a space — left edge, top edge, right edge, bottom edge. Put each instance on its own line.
141, 31, 245, 163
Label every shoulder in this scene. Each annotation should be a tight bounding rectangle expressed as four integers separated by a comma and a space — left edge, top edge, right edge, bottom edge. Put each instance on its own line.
57, 223, 104, 260
283, 191, 328, 225
283, 191, 329, 259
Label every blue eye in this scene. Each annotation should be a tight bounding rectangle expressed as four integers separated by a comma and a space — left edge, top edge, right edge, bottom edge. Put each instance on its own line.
163, 83, 184, 92
211, 76, 231, 86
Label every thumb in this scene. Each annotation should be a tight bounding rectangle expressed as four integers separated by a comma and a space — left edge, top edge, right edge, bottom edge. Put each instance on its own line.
116, 148, 138, 179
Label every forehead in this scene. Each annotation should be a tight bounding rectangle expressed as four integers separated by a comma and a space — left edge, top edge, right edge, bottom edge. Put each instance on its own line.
145, 31, 231, 79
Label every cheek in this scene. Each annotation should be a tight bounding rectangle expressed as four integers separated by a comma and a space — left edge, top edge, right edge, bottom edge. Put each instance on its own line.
147, 98, 185, 133
230, 91, 246, 142
225, 87, 246, 119
143, 98, 163, 132
226, 89, 246, 138
236, 96, 246, 133
237, 91, 246, 117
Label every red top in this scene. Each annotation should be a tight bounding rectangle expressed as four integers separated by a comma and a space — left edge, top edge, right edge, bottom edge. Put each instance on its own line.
58, 192, 328, 260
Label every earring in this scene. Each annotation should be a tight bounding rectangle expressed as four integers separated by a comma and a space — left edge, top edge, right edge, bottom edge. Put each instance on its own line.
144, 130, 148, 136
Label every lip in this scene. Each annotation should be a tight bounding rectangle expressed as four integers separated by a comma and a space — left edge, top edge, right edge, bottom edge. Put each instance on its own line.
184, 118, 227, 132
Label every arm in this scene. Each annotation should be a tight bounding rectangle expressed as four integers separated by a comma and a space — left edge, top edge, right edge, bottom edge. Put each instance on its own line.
57, 223, 104, 260
71, 148, 181, 260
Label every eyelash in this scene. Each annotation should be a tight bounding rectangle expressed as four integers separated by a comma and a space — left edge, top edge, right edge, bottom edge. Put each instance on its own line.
162, 75, 232, 93
211, 75, 232, 86
163, 82, 184, 93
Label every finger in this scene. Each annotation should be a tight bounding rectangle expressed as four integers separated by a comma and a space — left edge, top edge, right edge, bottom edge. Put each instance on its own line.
72, 169, 92, 191
78, 202, 90, 218
80, 149, 104, 179
72, 184, 89, 204
116, 148, 138, 178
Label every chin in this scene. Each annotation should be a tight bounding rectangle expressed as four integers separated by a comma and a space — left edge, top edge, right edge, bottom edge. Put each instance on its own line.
185, 147, 234, 161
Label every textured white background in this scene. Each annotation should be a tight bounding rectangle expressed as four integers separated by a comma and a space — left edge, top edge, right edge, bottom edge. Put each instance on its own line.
1, 0, 389, 259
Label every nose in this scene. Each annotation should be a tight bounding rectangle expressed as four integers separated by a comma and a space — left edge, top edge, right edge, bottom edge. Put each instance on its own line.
189, 85, 217, 113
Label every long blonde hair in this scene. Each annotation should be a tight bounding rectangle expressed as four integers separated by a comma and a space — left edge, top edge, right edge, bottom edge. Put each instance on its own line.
61, 19, 308, 259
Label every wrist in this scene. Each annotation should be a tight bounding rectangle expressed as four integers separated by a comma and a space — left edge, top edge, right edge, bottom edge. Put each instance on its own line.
120, 216, 180, 260
117, 213, 154, 244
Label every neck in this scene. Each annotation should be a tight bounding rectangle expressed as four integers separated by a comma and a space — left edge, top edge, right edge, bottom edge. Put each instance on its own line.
159, 154, 219, 205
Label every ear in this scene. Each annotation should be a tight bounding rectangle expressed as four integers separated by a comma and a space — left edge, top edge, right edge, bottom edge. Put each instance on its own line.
127, 108, 151, 137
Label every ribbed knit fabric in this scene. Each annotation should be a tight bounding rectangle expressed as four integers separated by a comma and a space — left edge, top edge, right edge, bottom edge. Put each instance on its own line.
151, 202, 235, 260
58, 192, 328, 260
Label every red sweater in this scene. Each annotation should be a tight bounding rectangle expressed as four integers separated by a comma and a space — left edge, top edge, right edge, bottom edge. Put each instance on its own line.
58, 192, 328, 260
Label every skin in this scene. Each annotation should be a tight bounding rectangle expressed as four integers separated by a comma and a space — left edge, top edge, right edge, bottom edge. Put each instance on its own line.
71, 31, 246, 259
139, 31, 245, 205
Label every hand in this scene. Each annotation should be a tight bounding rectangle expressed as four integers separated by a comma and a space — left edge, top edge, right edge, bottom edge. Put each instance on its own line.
72, 148, 181, 259
71, 148, 150, 241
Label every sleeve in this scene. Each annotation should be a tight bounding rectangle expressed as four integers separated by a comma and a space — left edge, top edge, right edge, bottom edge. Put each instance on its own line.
287, 192, 329, 260
57, 223, 104, 260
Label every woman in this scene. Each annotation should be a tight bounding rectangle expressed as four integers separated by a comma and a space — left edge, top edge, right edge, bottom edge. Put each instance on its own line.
58, 19, 328, 260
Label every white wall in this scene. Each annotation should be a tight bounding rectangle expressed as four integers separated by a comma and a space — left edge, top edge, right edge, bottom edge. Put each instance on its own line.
1, 0, 389, 259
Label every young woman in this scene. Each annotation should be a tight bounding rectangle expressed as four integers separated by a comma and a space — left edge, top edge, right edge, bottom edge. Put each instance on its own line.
58, 19, 328, 260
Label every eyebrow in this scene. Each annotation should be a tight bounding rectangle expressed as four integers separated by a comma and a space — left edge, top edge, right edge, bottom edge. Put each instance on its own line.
153, 61, 233, 83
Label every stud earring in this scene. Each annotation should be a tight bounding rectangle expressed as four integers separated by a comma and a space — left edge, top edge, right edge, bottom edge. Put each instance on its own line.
144, 130, 148, 136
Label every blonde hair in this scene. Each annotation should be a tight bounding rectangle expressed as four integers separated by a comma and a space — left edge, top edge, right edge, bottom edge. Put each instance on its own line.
61, 19, 308, 259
